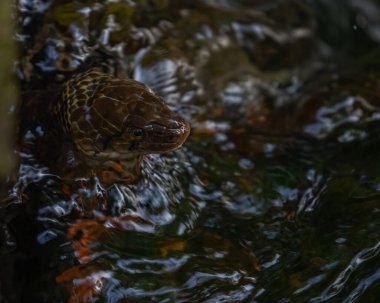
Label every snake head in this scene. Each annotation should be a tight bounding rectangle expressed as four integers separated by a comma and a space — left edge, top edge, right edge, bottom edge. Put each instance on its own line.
120, 97, 191, 154
60, 70, 190, 161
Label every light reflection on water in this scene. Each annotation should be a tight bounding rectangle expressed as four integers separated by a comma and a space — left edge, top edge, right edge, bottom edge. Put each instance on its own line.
1, 0, 380, 302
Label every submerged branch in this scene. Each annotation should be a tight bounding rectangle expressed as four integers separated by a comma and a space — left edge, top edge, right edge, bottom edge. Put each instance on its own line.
0, 1, 18, 178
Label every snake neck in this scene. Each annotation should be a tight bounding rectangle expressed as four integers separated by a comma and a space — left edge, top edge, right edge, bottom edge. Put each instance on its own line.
93, 156, 144, 185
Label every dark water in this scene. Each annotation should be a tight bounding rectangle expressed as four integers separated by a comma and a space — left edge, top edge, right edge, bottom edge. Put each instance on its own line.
1, 0, 380, 302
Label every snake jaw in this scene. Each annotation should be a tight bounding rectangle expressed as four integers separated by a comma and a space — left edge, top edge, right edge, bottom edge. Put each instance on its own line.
115, 117, 190, 155
140, 120, 190, 153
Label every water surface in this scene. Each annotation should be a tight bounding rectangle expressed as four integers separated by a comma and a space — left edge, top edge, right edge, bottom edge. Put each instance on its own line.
1, 1, 380, 302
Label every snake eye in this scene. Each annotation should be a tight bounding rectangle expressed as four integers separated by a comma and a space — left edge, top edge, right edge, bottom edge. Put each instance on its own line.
132, 128, 144, 138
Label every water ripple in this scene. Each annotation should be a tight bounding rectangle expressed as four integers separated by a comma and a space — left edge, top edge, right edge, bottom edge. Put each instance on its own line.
304, 96, 380, 141
311, 240, 380, 302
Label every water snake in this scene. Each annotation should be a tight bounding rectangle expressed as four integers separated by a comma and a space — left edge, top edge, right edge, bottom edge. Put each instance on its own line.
23, 69, 190, 185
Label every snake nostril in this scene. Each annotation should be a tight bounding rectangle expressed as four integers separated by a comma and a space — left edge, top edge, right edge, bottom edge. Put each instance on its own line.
168, 120, 182, 129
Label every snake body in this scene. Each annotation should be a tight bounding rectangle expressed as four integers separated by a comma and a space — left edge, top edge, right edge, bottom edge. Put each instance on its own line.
50, 70, 190, 184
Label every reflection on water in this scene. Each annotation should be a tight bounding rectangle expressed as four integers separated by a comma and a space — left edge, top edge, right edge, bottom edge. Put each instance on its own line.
1, 0, 380, 302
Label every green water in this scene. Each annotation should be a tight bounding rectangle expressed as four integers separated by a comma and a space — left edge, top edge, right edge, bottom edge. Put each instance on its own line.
1, 0, 380, 302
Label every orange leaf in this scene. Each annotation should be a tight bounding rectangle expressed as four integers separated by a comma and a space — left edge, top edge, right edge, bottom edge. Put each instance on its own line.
160, 240, 187, 257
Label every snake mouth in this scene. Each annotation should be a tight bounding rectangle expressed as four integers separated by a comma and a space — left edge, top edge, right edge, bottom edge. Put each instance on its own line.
141, 119, 191, 153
